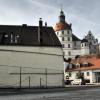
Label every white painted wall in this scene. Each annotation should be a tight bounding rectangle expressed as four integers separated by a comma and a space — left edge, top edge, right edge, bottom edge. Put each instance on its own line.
65, 70, 94, 83
0, 46, 64, 87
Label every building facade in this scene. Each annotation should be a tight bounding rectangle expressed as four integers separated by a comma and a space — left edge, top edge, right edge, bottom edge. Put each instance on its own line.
0, 18, 64, 87
65, 55, 100, 84
54, 10, 99, 59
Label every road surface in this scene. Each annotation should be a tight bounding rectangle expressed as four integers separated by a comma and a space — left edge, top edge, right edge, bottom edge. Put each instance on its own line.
0, 87, 100, 100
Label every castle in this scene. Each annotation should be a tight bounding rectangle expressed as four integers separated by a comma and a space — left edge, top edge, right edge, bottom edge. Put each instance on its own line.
54, 10, 99, 59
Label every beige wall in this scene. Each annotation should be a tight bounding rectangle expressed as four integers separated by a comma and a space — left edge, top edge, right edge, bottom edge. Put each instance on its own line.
0, 46, 64, 87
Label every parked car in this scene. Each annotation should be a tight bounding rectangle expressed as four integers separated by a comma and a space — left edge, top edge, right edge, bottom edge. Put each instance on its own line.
71, 79, 82, 85
71, 79, 86, 85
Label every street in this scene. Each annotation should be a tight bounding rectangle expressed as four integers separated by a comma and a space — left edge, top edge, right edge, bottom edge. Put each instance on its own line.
0, 87, 100, 100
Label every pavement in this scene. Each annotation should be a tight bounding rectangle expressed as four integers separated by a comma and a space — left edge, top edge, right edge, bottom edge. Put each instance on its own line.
0, 84, 100, 96
0, 86, 100, 100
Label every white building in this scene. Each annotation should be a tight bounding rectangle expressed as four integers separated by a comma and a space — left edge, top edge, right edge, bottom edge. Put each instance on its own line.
0, 18, 64, 87
65, 55, 100, 84
54, 10, 99, 59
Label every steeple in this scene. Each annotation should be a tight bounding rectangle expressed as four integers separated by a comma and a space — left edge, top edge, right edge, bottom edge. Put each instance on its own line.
59, 9, 65, 23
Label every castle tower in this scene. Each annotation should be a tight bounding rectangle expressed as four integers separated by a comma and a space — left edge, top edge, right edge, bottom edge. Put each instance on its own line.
54, 10, 81, 59
81, 39, 89, 55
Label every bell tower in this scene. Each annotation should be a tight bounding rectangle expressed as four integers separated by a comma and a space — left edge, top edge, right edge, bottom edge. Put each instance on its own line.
59, 9, 65, 23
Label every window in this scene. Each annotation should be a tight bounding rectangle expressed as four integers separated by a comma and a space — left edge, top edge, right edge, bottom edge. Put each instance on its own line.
83, 63, 88, 67
76, 64, 80, 68
87, 72, 90, 76
68, 51, 71, 56
62, 37, 64, 41
57, 32, 59, 35
68, 30, 70, 34
85, 43, 87, 46
74, 42, 76, 46
62, 31, 64, 35
76, 73, 78, 79
62, 44, 65, 48
63, 52, 65, 56
4, 34, 8, 38
15, 34, 20, 43
68, 37, 70, 41
81, 73, 84, 76
10, 33, 13, 43
81, 44, 83, 47
68, 44, 70, 48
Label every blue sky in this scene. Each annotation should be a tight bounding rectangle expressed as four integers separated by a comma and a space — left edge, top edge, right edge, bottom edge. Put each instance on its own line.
0, 0, 100, 42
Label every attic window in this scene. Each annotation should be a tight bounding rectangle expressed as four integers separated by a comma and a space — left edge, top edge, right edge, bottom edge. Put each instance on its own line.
15, 34, 20, 43
83, 63, 88, 67
4, 34, 8, 38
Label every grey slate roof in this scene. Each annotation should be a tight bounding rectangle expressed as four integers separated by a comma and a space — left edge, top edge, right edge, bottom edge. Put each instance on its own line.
72, 34, 81, 41
81, 39, 88, 43
0, 25, 61, 47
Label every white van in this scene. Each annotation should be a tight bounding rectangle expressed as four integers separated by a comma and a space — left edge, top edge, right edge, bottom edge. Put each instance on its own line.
71, 79, 82, 85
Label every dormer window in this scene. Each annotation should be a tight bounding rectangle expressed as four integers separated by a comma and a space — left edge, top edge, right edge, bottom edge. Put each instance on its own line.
15, 34, 20, 43
76, 63, 80, 68
10, 33, 13, 43
4, 34, 8, 38
83, 62, 88, 67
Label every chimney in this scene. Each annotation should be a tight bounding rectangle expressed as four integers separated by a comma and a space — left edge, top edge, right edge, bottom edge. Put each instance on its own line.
38, 18, 43, 45
45, 22, 47, 27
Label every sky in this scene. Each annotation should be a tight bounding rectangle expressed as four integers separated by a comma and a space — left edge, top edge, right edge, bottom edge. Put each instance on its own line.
0, 0, 100, 42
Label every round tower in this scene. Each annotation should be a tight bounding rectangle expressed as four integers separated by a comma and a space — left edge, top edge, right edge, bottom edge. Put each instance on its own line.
54, 9, 73, 59
81, 39, 90, 55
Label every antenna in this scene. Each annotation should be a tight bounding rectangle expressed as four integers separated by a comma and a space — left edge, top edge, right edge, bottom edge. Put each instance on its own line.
60, 4, 63, 11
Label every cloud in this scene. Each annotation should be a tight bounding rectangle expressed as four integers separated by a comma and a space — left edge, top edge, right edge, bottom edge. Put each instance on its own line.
0, 0, 100, 42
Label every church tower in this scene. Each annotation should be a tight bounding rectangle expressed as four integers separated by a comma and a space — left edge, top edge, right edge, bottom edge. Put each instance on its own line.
54, 9, 73, 59
59, 9, 65, 23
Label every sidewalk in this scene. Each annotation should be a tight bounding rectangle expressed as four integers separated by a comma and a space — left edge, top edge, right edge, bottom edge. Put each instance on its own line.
0, 85, 100, 96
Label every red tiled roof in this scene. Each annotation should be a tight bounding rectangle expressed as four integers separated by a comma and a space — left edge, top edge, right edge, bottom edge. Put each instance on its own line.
68, 55, 100, 71
54, 22, 71, 31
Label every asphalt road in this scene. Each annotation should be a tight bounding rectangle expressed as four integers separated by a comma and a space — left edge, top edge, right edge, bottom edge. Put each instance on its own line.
0, 87, 100, 100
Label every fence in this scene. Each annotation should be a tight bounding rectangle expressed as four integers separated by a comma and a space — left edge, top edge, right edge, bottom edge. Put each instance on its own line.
0, 65, 64, 88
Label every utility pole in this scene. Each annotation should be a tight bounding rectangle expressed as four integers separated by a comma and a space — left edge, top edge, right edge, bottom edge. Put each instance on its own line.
45, 68, 47, 88
40, 77, 41, 88
20, 67, 22, 88
29, 76, 30, 88
62, 71, 64, 87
